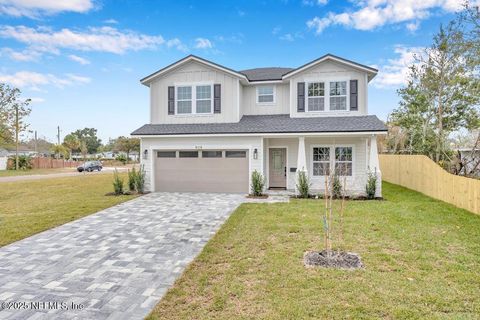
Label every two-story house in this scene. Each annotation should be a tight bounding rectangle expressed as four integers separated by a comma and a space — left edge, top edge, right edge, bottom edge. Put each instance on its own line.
132, 54, 387, 196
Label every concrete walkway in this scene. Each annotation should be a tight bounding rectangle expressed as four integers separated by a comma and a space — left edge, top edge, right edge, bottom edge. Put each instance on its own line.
0, 167, 128, 183
0, 193, 246, 319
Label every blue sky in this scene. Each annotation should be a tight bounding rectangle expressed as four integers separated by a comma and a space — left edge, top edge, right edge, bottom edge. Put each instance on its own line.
0, 0, 465, 143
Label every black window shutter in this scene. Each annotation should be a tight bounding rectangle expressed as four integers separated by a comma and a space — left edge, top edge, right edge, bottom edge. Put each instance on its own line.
297, 82, 305, 112
168, 86, 175, 115
214, 84, 221, 113
350, 80, 358, 111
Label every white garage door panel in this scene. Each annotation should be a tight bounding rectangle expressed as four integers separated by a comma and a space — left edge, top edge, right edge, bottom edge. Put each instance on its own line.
155, 152, 249, 193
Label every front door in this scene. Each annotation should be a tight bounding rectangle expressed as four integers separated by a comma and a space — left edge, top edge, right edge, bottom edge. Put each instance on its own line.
269, 148, 286, 188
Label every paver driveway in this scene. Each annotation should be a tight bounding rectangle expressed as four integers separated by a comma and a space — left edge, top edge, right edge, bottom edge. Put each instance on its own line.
0, 192, 245, 320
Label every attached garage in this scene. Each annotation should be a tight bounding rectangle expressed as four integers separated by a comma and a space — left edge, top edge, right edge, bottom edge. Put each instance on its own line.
154, 149, 249, 193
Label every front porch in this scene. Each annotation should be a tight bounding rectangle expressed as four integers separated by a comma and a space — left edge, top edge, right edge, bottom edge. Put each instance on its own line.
261, 134, 382, 197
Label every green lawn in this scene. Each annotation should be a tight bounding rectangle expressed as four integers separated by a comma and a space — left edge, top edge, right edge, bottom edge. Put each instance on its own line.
0, 168, 74, 177
148, 182, 480, 319
0, 173, 136, 247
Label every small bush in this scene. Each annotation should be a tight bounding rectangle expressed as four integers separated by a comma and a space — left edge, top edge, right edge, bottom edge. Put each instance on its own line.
115, 154, 127, 165
128, 167, 137, 192
331, 174, 343, 198
296, 171, 310, 198
8, 155, 32, 170
366, 169, 377, 199
250, 170, 265, 196
113, 170, 124, 195
135, 165, 146, 194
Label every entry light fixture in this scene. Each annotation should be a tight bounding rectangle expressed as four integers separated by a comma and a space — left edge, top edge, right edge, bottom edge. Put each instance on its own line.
143, 149, 148, 160
253, 148, 258, 160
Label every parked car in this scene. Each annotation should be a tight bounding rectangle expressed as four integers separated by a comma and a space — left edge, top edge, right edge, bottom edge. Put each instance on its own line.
77, 161, 103, 172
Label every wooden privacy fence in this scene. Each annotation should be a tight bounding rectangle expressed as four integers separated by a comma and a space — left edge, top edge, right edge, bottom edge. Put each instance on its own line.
379, 154, 480, 215
31, 158, 81, 169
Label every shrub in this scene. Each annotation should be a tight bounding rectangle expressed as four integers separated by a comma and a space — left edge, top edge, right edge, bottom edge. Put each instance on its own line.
127, 167, 137, 192
331, 174, 343, 198
115, 153, 127, 165
135, 165, 146, 194
113, 170, 124, 195
250, 170, 265, 196
296, 170, 310, 198
8, 155, 32, 170
366, 169, 377, 199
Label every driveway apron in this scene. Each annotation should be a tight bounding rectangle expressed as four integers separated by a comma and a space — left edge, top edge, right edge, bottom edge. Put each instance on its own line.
0, 192, 245, 320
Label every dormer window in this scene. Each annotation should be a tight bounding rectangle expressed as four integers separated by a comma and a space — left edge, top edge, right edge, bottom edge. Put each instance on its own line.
256, 86, 275, 104
176, 84, 213, 114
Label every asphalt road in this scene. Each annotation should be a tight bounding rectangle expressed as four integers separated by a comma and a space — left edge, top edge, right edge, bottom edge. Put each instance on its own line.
0, 167, 129, 183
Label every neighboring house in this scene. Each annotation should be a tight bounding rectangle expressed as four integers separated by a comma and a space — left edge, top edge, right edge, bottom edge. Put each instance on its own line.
0, 148, 8, 170
132, 54, 387, 196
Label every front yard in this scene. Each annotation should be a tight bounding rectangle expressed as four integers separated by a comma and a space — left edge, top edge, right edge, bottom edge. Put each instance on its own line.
149, 182, 480, 319
0, 173, 136, 247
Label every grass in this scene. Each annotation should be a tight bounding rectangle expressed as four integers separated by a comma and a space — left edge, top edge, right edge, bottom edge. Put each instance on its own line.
148, 182, 480, 319
0, 168, 74, 177
0, 173, 136, 247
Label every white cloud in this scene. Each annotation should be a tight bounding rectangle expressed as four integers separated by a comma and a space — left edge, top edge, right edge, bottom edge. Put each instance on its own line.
0, 25, 170, 54
406, 21, 420, 32
0, 0, 94, 18
307, 0, 471, 34
0, 71, 91, 90
302, 0, 328, 6
30, 97, 45, 103
372, 46, 424, 88
194, 37, 213, 49
1, 47, 40, 61
279, 33, 295, 41
68, 54, 90, 65
166, 38, 188, 52
103, 18, 118, 24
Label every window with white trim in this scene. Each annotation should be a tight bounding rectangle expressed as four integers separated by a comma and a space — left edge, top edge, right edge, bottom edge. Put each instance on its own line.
307, 82, 325, 111
329, 81, 347, 111
176, 84, 213, 114
256, 86, 275, 103
335, 147, 353, 176
312, 147, 330, 176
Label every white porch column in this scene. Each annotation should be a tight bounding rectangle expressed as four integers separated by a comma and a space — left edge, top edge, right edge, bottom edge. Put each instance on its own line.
369, 135, 382, 197
296, 136, 307, 172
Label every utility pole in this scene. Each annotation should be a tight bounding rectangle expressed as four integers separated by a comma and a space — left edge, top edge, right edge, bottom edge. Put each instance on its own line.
56, 126, 61, 159
34, 130, 37, 154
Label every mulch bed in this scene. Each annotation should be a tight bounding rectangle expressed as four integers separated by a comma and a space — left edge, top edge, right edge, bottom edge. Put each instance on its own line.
304, 250, 364, 270
246, 195, 269, 199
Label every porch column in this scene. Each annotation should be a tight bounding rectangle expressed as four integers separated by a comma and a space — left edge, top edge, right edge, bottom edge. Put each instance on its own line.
369, 135, 382, 197
296, 136, 307, 172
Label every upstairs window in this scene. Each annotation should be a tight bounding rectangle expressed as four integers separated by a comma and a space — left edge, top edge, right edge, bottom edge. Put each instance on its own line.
176, 84, 213, 114
329, 81, 347, 111
257, 86, 275, 104
307, 82, 325, 111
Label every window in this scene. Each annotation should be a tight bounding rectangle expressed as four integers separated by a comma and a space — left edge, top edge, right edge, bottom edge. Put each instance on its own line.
176, 84, 213, 114
225, 150, 246, 158
329, 81, 347, 111
312, 147, 330, 176
157, 151, 176, 158
335, 147, 352, 176
202, 151, 222, 158
196, 85, 212, 113
177, 86, 192, 114
257, 86, 275, 103
307, 82, 325, 111
179, 151, 198, 158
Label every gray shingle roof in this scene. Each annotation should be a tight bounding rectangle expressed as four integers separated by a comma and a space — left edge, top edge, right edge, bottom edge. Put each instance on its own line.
240, 67, 294, 81
131, 114, 387, 136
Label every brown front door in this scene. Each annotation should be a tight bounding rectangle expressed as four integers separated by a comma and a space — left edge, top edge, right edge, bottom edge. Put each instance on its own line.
269, 148, 286, 188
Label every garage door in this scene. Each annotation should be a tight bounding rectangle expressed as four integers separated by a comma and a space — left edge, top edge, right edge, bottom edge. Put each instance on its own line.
154, 150, 249, 193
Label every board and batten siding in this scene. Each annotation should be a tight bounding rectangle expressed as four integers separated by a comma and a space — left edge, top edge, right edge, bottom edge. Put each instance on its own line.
242, 83, 290, 115
140, 136, 264, 192
289, 60, 368, 118
149, 61, 240, 124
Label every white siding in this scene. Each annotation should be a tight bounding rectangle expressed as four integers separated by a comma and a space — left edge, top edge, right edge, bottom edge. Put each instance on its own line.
241, 83, 290, 115
289, 60, 368, 118
140, 136, 263, 192
150, 61, 240, 124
